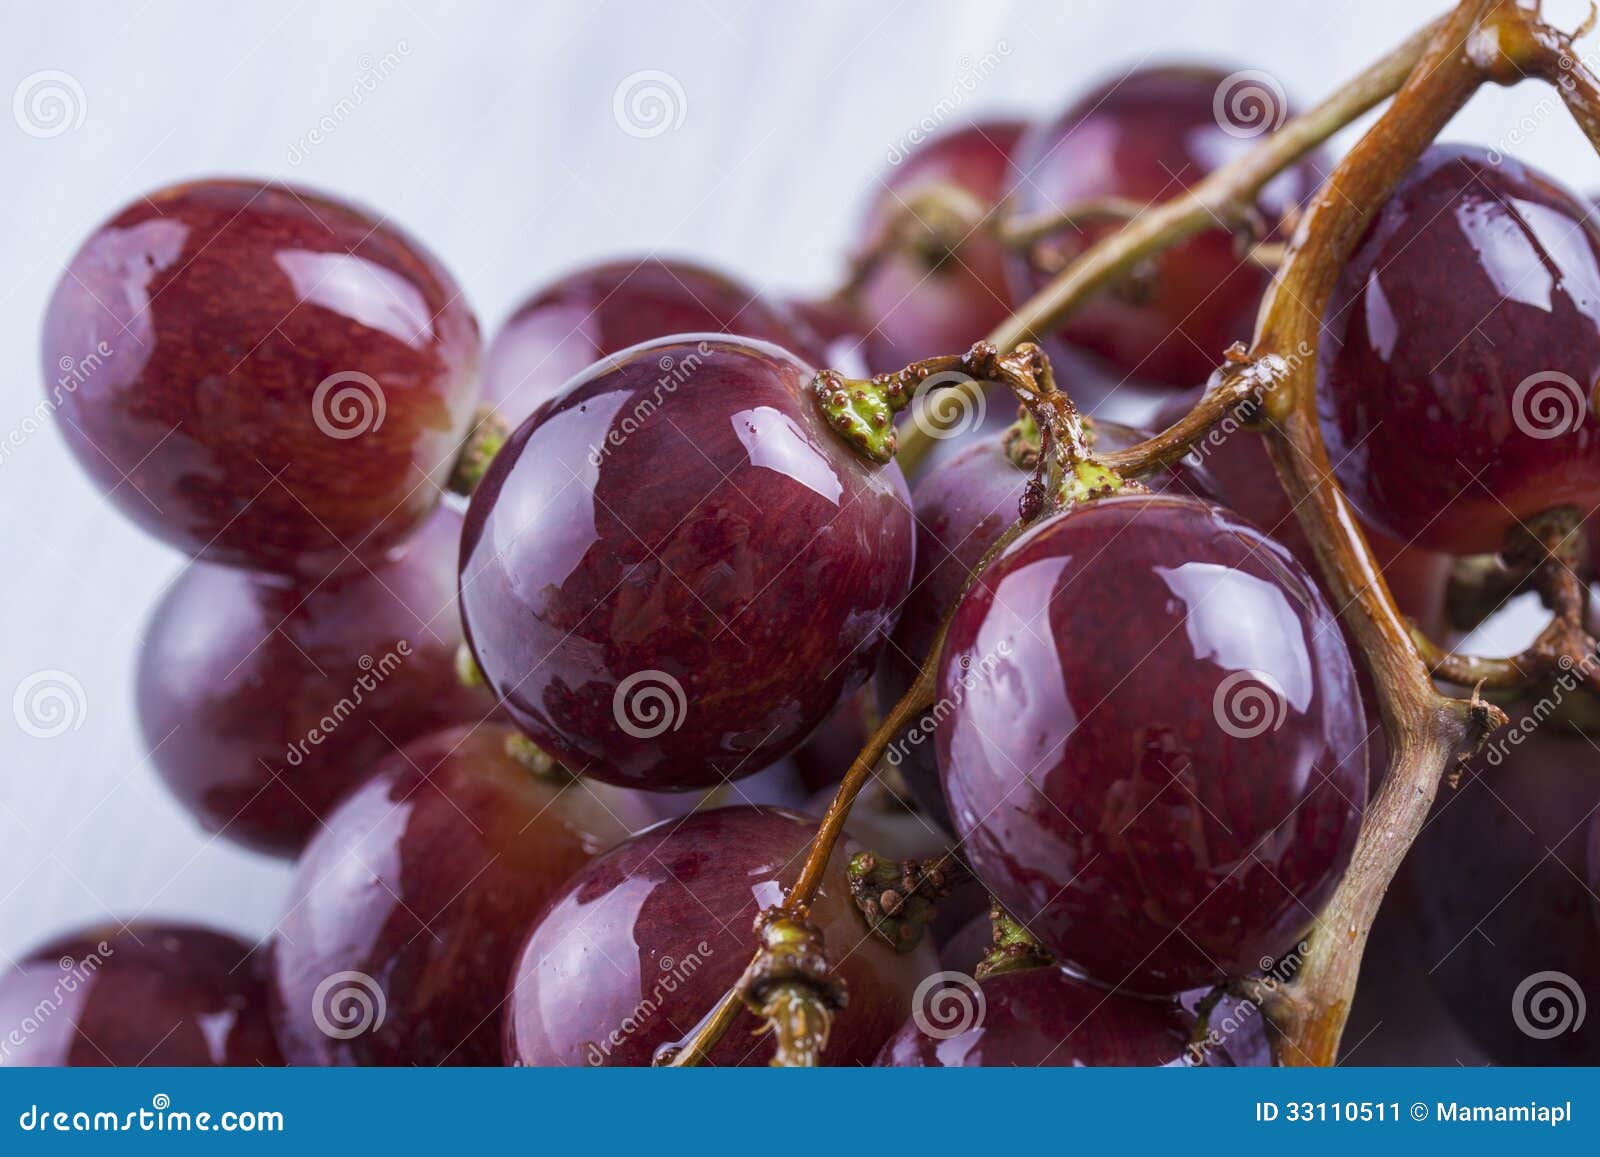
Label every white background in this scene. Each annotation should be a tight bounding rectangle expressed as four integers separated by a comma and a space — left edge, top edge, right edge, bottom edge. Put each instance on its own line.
0, 0, 1589, 962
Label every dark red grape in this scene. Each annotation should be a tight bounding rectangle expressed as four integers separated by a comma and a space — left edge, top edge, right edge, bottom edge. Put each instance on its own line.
940, 494, 1366, 993
881, 419, 1214, 825
793, 685, 878, 793
1153, 389, 1451, 636
270, 723, 651, 1066
137, 506, 494, 857
854, 121, 1026, 373
42, 178, 481, 575
1411, 728, 1600, 1064
784, 296, 869, 378
484, 258, 823, 428
1006, 66, 1320, 387
460, 336, 915, 790
0, 923, 280, 1066
877, 966, 1219, 1066
1319, 145, 1600, 555
504, 805, 936, 1066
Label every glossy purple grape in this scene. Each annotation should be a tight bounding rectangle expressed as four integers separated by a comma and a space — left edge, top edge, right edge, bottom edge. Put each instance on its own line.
484, 258, 823, 428
939, 495, 1366, 993
1007, 66, 1319, 387
42, 178, 481, 575
877, 966, 1219, 1066
1411, 729, 1600, 1064
504, 806, 936, 1066
460, 336, 915, 790
270, 724, 652, 1066
793, 686, 878, 793
0, 923, 280, 1066
855, 121, 1026, 373
1319, 145, 1600, 555
137, 506, 494, 857
1153, 389, 1451, 637
881, 420, 1214, 824
784, 296, 869, 378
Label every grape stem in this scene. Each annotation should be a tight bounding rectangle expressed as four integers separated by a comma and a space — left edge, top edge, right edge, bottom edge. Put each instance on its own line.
1413, 510, 1598, 692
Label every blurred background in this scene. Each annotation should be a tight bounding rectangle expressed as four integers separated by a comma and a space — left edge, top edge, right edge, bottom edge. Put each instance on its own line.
0, 0, 1591, 965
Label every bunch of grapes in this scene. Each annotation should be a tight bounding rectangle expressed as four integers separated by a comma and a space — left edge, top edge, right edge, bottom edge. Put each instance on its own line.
6, 16, 1599, 1070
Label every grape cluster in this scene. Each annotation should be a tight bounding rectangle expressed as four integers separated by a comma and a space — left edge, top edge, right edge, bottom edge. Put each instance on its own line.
7, 53, 1600, 1071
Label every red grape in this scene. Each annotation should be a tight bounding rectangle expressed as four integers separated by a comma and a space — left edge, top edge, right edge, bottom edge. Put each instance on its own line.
269, 723, 652, 1065
459, 336, 915, 790
42, 178, 481, 575
1319, 145, 1600, 555
483, 258, 824, 428
939, 494, 1366, 993
881, 419, 1214, 825
1410, 728, 1600, 1064
1155, 388, 1451, 636
0, 923, 280, 1066
1006, 66, 1320, 387
504, 806, 936, 1066
854, 121, 1026, 373
877, 966, 1220, 1066
137, 506, 494, 856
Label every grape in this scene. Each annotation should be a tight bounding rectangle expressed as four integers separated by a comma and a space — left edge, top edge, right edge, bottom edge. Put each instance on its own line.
784, 296, 869, 378
0, 924, 280, 1066
940, 494, 1366, 993
137, 506, 494, 856
877, 965, 1220, 1066
1153, 389, 1451, 636
269, 723, 652, 1065
854, 121, 1026, 373
1006, 66, 1319, 387
42, 178, 480, 575
503, 805, 936, 1066
1410, 728, 1600, 1064
459, 336, 915, 790
484, 258, 824, 427
1319, 144, 1600, 555
880, 419, 1214, 824
792, 686, 878, 793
